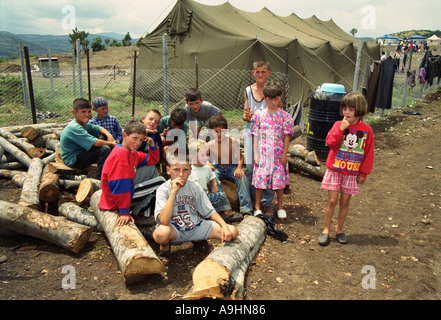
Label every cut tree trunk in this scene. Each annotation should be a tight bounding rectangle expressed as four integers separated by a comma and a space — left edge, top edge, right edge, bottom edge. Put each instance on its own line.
288, 156, 325, 180
39, 171, 60, 203
0, 162, 25, 170
90, 190, 166, 285
18, 158, 44, 210
45, 139, 60, 152
59, 179, 81, 190
75, 178, 101, 203
0, 136, 32, 167
0, 128, 45, 158
0, 200, 92, 253
287, 146, 320, 166
58, 202, 103, 231
183, 215, 266, 300
21, 127, 55, 141
0, 169, 27, 187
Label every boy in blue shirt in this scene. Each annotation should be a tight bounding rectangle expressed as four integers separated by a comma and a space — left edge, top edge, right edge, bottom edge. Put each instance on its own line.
89, 97, 123, 143
60, 98, 117, 179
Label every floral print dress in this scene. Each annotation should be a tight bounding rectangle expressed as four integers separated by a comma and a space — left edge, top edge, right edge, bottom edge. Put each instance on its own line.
250, 108, 294, 190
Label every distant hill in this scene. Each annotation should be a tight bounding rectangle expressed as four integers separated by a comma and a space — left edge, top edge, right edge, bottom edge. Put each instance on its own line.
390, 29, 441, 39
0, 32, 137, 58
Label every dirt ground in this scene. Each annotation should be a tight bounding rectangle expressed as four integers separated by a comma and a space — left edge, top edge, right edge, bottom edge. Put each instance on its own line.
0, 88, 440, 302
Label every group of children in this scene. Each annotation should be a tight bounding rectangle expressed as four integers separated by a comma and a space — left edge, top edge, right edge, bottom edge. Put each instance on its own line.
59, 59, 375, 264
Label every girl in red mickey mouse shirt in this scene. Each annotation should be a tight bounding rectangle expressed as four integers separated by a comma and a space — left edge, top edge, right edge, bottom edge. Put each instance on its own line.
318, 93, 375, 245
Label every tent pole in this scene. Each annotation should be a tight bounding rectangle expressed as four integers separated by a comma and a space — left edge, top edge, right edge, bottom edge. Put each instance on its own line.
195, 54, 199, 89
162, 33, 170, 116
352, 40, 363, 93
283, 48, 289, 109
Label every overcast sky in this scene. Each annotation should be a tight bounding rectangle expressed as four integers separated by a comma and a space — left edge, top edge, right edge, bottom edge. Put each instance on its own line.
1, 0, 439, 39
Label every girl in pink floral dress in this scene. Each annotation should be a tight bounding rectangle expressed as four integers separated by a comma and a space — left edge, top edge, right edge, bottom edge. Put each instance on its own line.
250, 81, 294, 219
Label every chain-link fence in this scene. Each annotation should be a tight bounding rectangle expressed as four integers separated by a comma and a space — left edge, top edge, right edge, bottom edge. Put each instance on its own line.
0, 47, 287, 132
0, 45, 439, 129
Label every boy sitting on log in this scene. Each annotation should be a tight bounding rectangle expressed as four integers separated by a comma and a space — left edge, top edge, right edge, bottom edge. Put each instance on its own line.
152, 149, 239, 264
60, 98, 117, 179
99, 120, 160, 226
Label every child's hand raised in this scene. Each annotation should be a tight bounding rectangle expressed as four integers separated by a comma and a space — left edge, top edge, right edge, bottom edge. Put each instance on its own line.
170, 177, 185, 193
145, 136, 155, 147
340, 116, 351, 131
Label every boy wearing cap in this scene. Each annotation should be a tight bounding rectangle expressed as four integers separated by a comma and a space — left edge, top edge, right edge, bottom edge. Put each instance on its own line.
89, 97, 123, 143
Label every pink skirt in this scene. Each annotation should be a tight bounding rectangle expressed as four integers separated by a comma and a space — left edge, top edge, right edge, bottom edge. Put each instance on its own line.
321, 169, 359, 195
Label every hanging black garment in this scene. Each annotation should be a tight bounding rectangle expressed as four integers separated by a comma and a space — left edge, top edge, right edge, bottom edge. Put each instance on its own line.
362, 60, 382, 113
376, 57, 396, 110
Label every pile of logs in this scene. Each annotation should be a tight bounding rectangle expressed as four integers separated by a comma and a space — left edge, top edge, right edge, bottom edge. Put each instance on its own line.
0, 122, 165, 284
0, 122, 325, 295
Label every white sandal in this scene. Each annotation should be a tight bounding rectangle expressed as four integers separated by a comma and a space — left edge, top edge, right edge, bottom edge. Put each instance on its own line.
253, 210, 263, 216
277, 209, 287, 219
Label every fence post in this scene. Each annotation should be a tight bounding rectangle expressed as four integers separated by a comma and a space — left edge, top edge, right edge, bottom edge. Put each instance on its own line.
19, 40, 30, 109
352, 40, 363, 92
76, 39, 83, 98
86, 48, 91, 101
401, 50, 413, 107
162, 33, 170, 116
132, 50, 137, 120
72, 49, 76, 92
48, 47, 55, 97
23, 46, 37, 124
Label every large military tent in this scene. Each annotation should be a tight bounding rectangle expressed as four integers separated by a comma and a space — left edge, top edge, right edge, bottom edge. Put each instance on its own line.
137, 0, 379, 111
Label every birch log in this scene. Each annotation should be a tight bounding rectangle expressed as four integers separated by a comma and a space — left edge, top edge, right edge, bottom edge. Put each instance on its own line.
0, 128, 45, 158
0, 169, 27, 187
183, 216, 266, 300
75, 178, 101, 203
288, 156, 325, 180
0, 200, 92, 253
90, 190, 166, 285
39, 171, 60, 203
18, 158, 43, 210
287, 146, 320, 166
0, 136, 32, 167
59, 202, 103, 231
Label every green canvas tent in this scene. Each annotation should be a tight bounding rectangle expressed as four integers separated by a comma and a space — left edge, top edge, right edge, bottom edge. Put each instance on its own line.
137, 0, 379, 111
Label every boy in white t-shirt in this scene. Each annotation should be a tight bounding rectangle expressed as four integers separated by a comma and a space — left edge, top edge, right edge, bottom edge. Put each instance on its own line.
153, 152, 239, 264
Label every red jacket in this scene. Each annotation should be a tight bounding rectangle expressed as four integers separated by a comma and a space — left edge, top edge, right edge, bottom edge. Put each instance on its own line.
99, 144, 159, 215
325, 119, 374, 178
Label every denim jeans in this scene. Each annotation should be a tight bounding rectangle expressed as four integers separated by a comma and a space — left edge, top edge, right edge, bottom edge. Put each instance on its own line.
214, 164, 253, 213
207, 191, 232, 213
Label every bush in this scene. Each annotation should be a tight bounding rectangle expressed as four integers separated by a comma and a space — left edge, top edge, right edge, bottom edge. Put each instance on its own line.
0, 74, 23, 104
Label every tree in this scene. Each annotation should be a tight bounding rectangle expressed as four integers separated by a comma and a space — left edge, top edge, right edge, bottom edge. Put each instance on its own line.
122, 32, 132, 46
69, 27, 89, 53
104, 38, 110, 47
350, 28, 358, 37
91, 37, 105, 52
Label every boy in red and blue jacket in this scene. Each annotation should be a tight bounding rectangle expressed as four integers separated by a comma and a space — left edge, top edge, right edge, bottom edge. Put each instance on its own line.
99, 120, 160, 226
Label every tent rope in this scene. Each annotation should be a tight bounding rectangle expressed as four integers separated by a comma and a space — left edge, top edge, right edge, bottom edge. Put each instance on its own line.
139, 0, 177, 39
